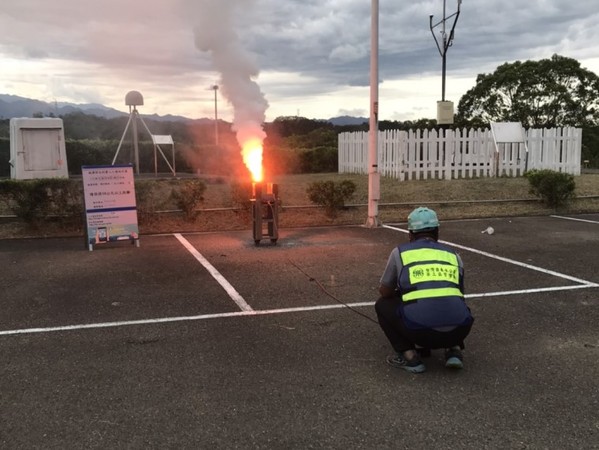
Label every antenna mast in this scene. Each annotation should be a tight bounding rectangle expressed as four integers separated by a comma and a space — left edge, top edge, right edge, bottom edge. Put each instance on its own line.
430, 0, 462, 102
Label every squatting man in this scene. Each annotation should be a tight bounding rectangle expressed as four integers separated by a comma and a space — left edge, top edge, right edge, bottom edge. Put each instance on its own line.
375, 207, 474, 373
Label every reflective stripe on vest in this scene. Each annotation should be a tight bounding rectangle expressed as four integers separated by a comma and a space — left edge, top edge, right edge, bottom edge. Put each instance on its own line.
402, 286, 463, 301
399, 246, 462, 303
400, 248, 458, 266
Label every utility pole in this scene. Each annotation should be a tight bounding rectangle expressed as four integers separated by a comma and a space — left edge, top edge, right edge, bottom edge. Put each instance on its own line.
365, 0, 380, 228
430, 0, 462, 102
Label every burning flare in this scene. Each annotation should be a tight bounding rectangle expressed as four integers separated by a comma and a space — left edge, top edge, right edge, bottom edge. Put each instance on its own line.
241, 138, 263, 182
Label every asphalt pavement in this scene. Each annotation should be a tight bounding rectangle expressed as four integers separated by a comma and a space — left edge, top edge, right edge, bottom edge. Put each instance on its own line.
1, 214, 598, 449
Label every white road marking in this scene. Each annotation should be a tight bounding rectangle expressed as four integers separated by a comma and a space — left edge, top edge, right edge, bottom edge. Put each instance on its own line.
382, 224, 598, 286
173, 233, 254, 312
465, 284, 598, 297
0, 304, 371, 336
1, 282, 598, 337
2, 224, 597, 337
550, 215, 599, 224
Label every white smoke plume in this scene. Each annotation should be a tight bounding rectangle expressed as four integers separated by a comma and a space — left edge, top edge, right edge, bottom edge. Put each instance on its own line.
188, 0, 269, 151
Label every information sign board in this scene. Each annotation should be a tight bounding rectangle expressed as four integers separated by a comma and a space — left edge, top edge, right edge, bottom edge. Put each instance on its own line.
82, 164, 139, 250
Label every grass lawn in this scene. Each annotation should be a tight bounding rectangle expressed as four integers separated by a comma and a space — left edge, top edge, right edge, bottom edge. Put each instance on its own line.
181, 172, 599, 207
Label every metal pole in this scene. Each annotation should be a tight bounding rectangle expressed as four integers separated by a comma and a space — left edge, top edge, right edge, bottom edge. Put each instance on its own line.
212, 85, 219, 146
430, 0, 461, 103
112, 112, 133, 165
132, 107, 140, 175
441, 0, 447, 101
366, 0, 380, 228
442, 50, 447, 102
154, 142, 158, 177
138, 116, 176, 175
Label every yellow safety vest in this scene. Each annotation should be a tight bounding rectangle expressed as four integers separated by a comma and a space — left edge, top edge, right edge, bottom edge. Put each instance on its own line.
399, 246, 463, 302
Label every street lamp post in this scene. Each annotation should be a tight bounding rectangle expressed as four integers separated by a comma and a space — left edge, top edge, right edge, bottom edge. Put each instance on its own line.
209, 84, 219, 146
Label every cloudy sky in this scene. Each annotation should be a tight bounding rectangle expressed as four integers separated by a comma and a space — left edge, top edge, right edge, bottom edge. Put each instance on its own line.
1, 0, 598, 122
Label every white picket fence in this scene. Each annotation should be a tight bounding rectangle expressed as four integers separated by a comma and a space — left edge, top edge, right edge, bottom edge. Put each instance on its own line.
338, 127, 582, 180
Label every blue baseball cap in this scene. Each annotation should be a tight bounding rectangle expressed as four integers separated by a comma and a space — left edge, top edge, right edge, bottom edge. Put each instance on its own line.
408, 207, 440, 231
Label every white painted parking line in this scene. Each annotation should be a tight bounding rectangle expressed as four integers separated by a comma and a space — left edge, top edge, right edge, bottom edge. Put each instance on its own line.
550, 215, 599, 224
465, 284, 597, 297
2, 282, 598, 337
0, 303, 369, 336
382, 224, 598, 286
2, 225, 597, 338
173, 233, 254, 312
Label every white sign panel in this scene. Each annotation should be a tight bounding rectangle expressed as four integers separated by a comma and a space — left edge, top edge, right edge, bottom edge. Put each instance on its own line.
151, 135, 174, 145
82, 164, 139, 250
490, 122, 526, 143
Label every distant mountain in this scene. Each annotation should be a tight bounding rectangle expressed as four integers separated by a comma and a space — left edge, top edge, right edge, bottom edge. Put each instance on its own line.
1, 94, 369, 126
0, 94, 124, 119
327, 115, 368, 126
0, 94, 192, 122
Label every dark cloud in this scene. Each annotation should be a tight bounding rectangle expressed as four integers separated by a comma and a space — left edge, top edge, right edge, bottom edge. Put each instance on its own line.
0, 0, 597, 120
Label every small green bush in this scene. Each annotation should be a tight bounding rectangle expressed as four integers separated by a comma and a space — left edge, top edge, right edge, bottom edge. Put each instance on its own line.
0, 178, 83, 225
171, 179, 206, 220
134, 180, 165, 224
525, 169, 576, 209
306, 179, 356, 218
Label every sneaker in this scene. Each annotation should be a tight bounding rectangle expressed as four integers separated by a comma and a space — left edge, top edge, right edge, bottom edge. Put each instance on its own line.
444, 347, 464, 369
386, 354, 426, 373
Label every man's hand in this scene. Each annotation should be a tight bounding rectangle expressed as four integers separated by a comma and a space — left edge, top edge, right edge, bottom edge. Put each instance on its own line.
378, 284, 396, 298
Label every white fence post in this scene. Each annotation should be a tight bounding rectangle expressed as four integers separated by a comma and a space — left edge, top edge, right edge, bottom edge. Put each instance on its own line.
444, 128, 453, 180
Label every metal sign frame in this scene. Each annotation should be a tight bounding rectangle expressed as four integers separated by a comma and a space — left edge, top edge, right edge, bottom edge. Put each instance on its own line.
490, 122, 529, 176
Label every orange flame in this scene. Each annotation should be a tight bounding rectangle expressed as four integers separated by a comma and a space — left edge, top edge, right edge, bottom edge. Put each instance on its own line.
241, 138, 263, 182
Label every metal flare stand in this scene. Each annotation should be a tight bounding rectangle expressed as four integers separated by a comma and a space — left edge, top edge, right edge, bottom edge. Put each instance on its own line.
251, 182, 279, 245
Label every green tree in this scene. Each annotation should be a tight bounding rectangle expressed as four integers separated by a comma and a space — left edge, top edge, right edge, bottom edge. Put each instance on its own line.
0, 119, 9, 138
457, 54, 599, 128
267, 116, 331, 137
284, 128, 338, 148
0, 137, 9, 177
581, 126, 599, 167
